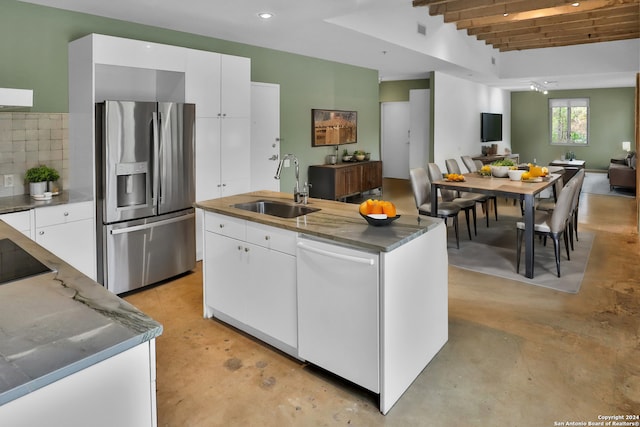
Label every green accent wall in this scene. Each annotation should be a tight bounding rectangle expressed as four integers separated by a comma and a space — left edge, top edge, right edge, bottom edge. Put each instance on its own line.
379, 79, 430, 102
511, 87, 635, 170
0, 0, 380, 191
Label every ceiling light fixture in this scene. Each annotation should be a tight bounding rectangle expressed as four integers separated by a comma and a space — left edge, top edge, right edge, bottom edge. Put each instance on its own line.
529, 82, 548, 94
571, 2, 580, 6
258, 12, 273, 19
503, 13, 509, 17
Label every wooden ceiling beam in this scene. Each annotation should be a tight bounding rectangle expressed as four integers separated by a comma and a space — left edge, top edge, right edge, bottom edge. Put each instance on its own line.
483, 22, 640, 45
496, 31, 640, 51
432, 0, 578, 17
413, 0, 640, 51
452, 0, 639, 29
467, 5, 640, 36
475, 15, 639, 40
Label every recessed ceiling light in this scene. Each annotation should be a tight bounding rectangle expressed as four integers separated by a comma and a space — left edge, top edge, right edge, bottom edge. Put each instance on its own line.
571, 2, 580, 6
503, 13, 509, 17
258, 12, 273, 19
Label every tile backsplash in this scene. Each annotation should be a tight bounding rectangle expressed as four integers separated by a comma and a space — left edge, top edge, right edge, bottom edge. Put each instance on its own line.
0, 112, 68, 197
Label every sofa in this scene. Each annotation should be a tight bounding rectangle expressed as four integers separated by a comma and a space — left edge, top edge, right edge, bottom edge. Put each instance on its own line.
609, 152, 636, 190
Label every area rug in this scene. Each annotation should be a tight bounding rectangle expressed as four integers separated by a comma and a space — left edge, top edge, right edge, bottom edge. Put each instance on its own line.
582, 171, 635, 198
447, 214, 594, 293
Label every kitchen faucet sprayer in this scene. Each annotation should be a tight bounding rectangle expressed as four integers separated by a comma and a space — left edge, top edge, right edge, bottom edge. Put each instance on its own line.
274, 154, 309, 204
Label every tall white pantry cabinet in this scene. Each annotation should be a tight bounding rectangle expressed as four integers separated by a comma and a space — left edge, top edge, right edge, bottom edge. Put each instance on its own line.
68, 34, 251, 261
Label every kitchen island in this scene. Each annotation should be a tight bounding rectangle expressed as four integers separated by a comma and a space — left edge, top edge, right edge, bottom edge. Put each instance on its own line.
195, 191, 448, 414
0, 221, 162, 427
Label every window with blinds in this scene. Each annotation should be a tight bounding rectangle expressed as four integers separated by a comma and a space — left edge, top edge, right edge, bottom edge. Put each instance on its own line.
549, 98, 589, 145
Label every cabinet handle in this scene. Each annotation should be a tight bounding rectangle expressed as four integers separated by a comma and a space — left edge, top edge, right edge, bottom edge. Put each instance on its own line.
297, 242, 375, 266
244, 247, 250, 252
264, 235, 270, 240
63, 212, 69, 216
237, 245, 242, 250
219, 224, 224, 228
39, 231, 44, 235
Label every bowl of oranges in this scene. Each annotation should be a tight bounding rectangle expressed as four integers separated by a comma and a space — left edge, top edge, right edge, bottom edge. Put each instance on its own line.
521, 165, 549, 182
358, 199, 400, 226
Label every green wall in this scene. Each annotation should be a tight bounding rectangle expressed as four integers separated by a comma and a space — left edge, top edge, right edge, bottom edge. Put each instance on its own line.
379, 79, 430, 102
511, 87, 635, 170
0, 0, 380, 191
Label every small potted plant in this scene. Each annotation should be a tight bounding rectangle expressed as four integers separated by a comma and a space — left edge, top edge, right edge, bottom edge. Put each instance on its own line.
25, 165, 59, 196
354, 150, 366, 161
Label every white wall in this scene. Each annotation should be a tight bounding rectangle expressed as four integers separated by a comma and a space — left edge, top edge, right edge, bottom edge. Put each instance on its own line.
432, 71, 511, 169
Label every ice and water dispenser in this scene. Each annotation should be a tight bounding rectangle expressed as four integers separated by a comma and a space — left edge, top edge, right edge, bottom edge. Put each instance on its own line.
115, 161, 148, 208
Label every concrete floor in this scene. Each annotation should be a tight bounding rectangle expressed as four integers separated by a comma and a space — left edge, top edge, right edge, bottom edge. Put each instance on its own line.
124, 179, 640, 426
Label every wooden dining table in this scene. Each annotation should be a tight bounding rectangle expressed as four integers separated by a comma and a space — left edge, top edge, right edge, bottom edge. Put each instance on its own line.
430, 172, 563, 279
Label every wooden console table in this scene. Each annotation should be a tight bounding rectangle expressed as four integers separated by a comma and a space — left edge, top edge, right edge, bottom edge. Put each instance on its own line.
549, 159, 586, 182
309, 161, 382, 200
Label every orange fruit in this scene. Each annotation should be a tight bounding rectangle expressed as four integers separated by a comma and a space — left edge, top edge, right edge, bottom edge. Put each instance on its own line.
370, 200, 383, 214
359, 201, 369, 215
382, 201, 396, 217
521, 172, 531, 180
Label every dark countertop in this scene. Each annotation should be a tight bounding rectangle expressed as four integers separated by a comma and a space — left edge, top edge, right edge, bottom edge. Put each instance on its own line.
0, 221, 162, 406
194, 190, 441, 253
0, 190, 93, 215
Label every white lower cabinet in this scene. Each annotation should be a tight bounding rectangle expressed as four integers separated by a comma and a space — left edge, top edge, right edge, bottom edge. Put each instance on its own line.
0, 210, 32, 237
0, 341, 157, 427
34, 201, 95, 279
203, 212, 297, 355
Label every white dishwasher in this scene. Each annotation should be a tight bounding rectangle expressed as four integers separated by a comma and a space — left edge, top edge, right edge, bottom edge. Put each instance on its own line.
296, 236, 380, 393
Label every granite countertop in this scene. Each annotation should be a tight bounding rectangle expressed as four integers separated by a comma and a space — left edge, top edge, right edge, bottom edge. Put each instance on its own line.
0, 190, 93, 215
0, 222, 162, 406
194, 190, 441, 252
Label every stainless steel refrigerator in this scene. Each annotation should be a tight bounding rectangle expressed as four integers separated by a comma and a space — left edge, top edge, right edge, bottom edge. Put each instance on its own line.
95, 100, 196, 294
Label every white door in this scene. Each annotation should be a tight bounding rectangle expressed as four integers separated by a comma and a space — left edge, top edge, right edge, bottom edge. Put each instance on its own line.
409, 89, 430, 169
250, 82, 280, 191
381, 102, 410, 179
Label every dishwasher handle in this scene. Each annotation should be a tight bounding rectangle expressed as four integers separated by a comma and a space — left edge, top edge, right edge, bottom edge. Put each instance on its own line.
110, 213, 194, 235
297, 241, 375, 266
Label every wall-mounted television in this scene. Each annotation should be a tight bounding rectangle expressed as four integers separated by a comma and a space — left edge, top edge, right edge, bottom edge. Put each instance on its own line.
481, 112, 502, 142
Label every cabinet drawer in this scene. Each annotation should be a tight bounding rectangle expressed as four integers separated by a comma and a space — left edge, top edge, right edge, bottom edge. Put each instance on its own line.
246, 222, 296, 255
204, 212, 245, 240
0, 210, 31, 233
35, 201, 94, 227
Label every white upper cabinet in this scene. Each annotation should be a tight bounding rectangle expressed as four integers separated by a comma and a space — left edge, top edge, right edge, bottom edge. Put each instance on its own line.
220, 55, 250, 118
186, 50, 250, 119
185, 49, 221, 118
92, 35, 187, 72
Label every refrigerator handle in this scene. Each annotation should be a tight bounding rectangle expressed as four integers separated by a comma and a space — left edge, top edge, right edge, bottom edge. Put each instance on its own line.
152, 111, 160, 206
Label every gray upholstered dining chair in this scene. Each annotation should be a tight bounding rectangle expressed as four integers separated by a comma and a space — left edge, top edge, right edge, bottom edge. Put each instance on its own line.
516, 176, 579, 278
409, 167, 462, 249
536, 169, 585, 251
427, 162, 476, 239
447, 158, 498, 226
568, 169, 585, 247
461, 155, 477, 173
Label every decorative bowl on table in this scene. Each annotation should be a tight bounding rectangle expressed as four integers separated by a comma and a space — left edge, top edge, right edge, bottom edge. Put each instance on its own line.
360, 213, 401, 226
355, 154, 366, 161
342, 155, 353, 162
507, 169, 525, 181
490, 165, 510, 178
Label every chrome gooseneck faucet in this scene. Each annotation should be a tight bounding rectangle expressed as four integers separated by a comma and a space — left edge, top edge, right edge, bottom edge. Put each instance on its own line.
274, 154, 309, 203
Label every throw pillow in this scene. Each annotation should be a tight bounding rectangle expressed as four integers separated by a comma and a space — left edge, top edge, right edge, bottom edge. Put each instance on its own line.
630, 154, 636, 170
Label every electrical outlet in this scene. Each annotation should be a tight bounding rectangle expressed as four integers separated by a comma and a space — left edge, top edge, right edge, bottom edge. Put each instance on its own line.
3, 175, 13, 188
284, 159, 290, 168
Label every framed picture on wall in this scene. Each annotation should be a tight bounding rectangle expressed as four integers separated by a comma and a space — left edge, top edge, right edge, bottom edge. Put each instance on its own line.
311, 109, 357, 146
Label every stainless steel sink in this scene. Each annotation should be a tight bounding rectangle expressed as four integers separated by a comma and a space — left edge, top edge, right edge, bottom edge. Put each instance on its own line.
231, 199, 320, 218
